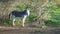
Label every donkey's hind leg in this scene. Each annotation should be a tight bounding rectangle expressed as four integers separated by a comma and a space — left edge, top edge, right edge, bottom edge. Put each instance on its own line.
12, 15, 15, 26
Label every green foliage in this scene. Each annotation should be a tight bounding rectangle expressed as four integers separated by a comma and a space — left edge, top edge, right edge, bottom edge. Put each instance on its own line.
26, 14, 37, 22
45, 5, 60, 27
0, 18, 12, 26
16, 6, 26, 10
14, 19, 22, 26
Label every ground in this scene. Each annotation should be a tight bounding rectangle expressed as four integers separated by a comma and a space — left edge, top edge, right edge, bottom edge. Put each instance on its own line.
0, 26, 60, 34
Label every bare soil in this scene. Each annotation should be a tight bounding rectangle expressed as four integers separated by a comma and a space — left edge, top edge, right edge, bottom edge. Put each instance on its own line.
0, 26, 60, 34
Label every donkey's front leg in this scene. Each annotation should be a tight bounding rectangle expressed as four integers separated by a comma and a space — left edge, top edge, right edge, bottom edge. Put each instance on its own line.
22, 16, 27, 27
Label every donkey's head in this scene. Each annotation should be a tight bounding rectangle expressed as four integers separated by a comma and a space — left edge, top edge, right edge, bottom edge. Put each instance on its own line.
26, 9, 30, 16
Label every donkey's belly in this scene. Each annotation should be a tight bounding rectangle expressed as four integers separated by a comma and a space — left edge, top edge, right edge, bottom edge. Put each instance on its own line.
15, 15, 23, 17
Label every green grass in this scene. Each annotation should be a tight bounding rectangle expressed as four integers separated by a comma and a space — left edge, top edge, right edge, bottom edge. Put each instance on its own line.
44, 5, 60, 27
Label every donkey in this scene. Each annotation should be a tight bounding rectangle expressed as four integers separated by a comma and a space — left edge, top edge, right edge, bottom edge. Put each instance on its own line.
9, 9, 30, 27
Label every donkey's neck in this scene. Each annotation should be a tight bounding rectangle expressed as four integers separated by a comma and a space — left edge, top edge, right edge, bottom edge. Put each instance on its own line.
26, 9, 30, 16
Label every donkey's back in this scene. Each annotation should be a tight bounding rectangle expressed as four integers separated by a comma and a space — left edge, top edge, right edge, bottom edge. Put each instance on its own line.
10, 10, 27, 17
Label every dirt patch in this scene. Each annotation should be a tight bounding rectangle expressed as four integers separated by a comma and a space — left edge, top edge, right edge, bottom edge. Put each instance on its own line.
0, 26, 60, 34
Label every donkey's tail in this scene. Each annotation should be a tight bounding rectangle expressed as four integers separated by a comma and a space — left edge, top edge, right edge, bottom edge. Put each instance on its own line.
9, 13, 12, 19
